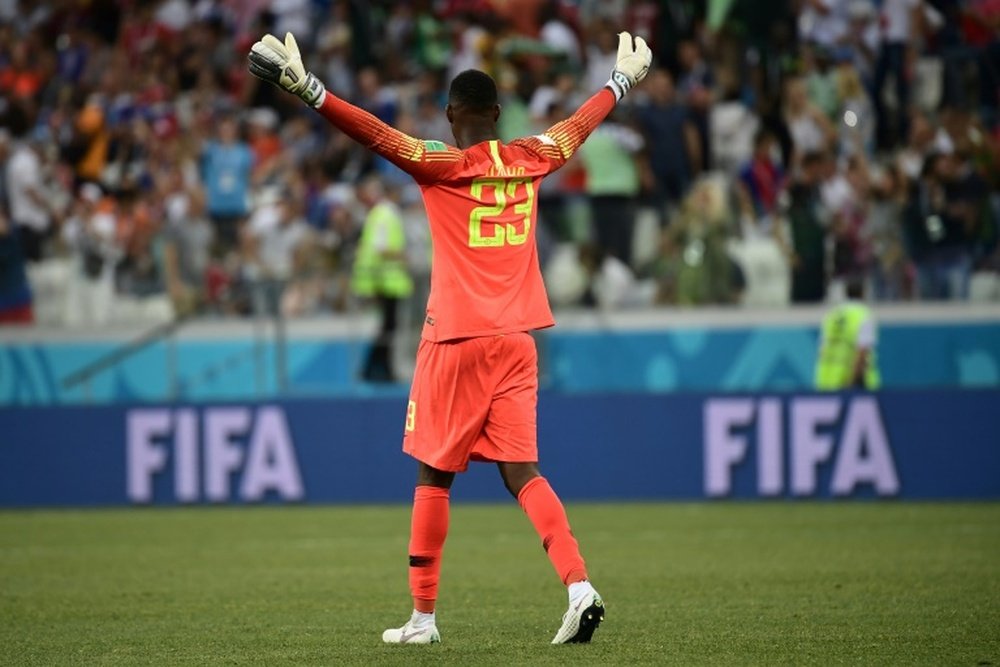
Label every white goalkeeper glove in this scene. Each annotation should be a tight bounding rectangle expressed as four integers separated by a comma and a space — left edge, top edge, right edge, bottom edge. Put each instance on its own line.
606, 31, 652, 102
248, 32, 326, 108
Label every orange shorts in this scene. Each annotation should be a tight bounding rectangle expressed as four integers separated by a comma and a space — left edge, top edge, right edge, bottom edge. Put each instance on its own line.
402, 332, 538, 472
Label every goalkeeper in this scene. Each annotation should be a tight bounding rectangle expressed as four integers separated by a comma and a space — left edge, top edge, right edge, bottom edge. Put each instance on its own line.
249, 30, 651, 645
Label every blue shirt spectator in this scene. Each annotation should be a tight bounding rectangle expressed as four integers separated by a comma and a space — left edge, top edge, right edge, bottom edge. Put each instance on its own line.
200, 117, 253, 238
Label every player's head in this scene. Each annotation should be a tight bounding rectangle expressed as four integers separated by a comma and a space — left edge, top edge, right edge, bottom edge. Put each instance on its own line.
446, 70, 500, 134
845, 275, 865, 300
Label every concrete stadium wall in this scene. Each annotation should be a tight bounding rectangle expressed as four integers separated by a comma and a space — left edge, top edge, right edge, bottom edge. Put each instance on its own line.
1, 304, 999, 405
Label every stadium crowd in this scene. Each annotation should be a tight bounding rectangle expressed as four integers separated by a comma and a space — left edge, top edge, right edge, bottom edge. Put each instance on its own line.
0, 0, 998, 327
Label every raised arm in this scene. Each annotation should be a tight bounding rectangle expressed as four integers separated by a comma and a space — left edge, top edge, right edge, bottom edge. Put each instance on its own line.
247, 32, 462, 182
510, 32, 652, 173
314, 93, 463, 182
510, 89, 616, 172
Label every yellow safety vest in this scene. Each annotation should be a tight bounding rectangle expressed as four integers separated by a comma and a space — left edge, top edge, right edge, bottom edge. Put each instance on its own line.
815, 302, 881, 390
352, 201, 414, 299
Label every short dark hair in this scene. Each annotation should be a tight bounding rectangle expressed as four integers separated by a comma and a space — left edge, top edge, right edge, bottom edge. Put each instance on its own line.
448, 70, 498, 112
845, 275, 865, 299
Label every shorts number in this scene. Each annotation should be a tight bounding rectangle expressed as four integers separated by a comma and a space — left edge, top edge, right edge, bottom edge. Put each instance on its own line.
468, 178, 535, 248
405, 400, 416, 432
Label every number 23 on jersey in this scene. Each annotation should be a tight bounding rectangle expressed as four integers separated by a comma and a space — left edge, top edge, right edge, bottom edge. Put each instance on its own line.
468, 177, 535, 248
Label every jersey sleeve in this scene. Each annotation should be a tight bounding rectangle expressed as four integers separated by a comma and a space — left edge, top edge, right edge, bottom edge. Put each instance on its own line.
315, 92, 464, 183
509, 87, 616, 174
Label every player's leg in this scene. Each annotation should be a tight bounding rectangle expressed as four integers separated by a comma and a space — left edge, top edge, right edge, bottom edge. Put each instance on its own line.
499, 462, 587, 584
410, 463, 454, 615
498, 462, 605, 643
383, 462, 454, 645
385, 337, 489, 645
479, 334, 604, 644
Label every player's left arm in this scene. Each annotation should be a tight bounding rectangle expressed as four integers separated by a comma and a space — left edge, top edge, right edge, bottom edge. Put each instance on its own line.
247, 32, 462, 182
511, 31, 651, 173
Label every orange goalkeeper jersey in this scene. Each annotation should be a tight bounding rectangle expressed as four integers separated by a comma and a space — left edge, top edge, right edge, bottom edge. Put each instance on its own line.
316, 88, 616, 341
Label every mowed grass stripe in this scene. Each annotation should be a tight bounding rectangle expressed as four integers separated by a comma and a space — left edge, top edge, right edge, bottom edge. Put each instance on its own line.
1, 503, 997, 666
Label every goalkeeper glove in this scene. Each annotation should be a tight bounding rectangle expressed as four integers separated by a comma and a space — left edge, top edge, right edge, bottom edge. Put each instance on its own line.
606, 31, 652, 102
248, 32, 326, 108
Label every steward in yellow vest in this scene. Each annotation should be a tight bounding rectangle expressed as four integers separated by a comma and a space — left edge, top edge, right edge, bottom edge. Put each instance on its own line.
815, 282, 881, 390
352, 178, 413, 382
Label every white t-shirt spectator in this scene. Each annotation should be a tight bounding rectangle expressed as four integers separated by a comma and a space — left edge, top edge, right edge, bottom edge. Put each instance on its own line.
821, 171, 854, 217
798, 0, 849, 47
540, 19, 581, 65
155, 0, 193, 31
5, 144, 49, 232
249, 203, 311, 280
270, 0, 312, 43
711, 101, 759, 172
585, 45, 618, 97
881, 0, 920, 43
789, 114, 829, 155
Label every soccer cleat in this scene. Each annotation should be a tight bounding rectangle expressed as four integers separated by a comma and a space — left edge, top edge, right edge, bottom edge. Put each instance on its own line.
551, 589, 605, 644
382, 617, 441, 645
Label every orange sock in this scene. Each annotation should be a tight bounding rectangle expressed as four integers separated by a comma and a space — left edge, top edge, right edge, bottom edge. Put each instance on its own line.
517, 476, 588, 585
409, 485, 450, 613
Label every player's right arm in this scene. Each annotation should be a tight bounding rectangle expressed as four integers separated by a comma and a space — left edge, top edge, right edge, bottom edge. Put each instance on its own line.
247, 32, 462, 182
511, 31, 652, 174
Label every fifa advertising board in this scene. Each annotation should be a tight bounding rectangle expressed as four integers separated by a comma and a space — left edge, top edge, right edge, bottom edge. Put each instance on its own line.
0, 390, 998, 506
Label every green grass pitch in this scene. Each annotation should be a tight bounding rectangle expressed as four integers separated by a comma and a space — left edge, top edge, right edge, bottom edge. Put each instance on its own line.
2, 502, 998, 666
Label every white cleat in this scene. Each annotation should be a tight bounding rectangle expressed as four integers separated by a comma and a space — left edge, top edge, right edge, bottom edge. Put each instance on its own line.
382, 618, 441, 645
551, 588, 605, 644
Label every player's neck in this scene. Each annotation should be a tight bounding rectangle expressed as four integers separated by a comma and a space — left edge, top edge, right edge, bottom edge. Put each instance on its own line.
453, 122, 498, 149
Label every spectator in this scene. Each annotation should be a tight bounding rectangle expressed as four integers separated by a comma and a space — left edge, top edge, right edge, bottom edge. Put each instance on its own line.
243, 186, 314, 316
784, 75, 837, 165
4, 133, 53, 263
653, 176, 743, 306
636, 68, 700, 224
709, 67, 760, 173
873, 0, 922, 149
815, 276, 881, 390
801, 45, 840, 122
114, 186, 161, 298
67, 95, 109, 186
538, 0, 581, 66
798, 0, 850, 52
843, 0, 880, 85
0, 213, 33, 324
867, 163, 911, 301
676, 37, 714, 171
827, 154, 874, 287
578, 241, 646, 310
351, 177, 413, 383
902, 152, 974, 299
835, 63, 875, 157
0, 1, 995, 328
0, 129, 33, 325
897, 109, 952, 180
781, 151, 832, 303
62, 183, 120, 326
584, 20, 620, 94
200, 115, 253, 249
580, 111, 644, 267
737, 129, 785, 230
162, 186, 214, 317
